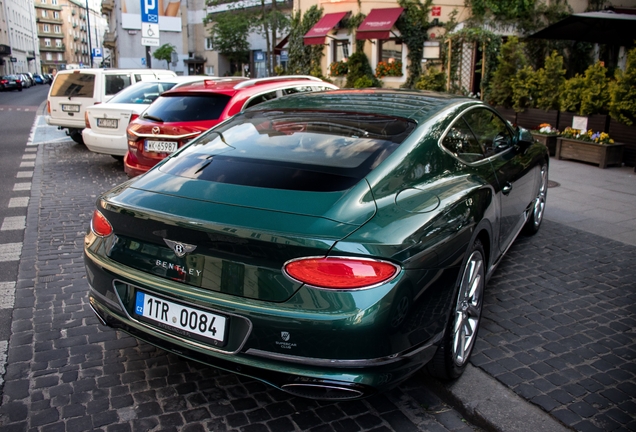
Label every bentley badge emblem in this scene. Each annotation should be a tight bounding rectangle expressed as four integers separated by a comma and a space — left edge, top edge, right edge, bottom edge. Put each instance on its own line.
164, 239, 197, 257
152, 126, 161, 135
281, 331, 290, 342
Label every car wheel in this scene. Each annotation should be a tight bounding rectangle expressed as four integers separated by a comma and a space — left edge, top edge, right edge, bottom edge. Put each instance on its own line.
69, 129, 84, 145
19, 88, 22, 92
426, 240, 485, 380
522, 164, 548, 236
111, 155, 124, 162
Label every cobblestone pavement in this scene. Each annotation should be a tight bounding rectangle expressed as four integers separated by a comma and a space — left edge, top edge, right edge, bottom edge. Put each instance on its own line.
0, 142, 481, 432
472, 221, 636, 431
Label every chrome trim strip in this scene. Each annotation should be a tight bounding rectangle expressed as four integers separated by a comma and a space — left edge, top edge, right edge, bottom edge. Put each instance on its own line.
110, 278, 253, 356
128, 129, 201, 140
246, 336, 439, 367
281, 383, 364, 398
233, 75, 322, 89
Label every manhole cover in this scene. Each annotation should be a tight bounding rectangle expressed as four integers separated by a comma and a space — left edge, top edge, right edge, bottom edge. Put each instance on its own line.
548, 180, 560, 188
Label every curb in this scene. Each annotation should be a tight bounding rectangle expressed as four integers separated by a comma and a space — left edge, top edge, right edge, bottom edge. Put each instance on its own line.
423, 365, 573, 432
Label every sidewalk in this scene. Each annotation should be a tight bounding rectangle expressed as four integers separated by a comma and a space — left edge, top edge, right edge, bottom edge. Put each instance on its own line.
436, 158, 636, 432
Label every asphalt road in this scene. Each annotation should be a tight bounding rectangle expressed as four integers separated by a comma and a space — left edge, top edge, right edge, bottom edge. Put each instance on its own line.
0, 84, 49, 342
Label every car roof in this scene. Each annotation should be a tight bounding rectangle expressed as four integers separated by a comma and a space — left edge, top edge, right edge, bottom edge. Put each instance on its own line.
246, 89, 475, 123
161, 75, 333, 97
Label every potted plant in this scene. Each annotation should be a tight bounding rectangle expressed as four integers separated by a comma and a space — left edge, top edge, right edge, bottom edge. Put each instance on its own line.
531, 123, 559, 156
556, 127, 624, 168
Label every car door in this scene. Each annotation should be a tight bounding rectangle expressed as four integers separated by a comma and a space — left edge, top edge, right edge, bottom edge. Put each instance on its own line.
463, 107, 536, 253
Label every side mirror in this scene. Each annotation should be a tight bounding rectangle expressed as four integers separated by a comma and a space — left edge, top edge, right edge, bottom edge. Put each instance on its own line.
516, 126, 534, 148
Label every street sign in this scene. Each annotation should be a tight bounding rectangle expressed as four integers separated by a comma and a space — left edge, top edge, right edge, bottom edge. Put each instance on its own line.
141, 38, 160, 46
10, 57, 16, 62
92, 48, 102, 58
140, 0, 160, 48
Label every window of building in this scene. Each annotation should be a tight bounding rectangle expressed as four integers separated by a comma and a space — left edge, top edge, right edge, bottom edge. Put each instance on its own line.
332, 40, 350, 62
44, 38, 51, 46
57, 53, 63, 61
379, 39, 402, 64
41, 10, 47, 18
205, 38, 214, 51
206, 66, 215, 76
43, 24, 50, 32
55, 39, 62, 47
54, 25, 61, 33
46, 52, 53, 60
54, 11, 60, 19
51, 0, 58, 4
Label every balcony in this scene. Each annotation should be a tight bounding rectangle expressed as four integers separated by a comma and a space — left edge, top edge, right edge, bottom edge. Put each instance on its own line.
40, 45, 65, 52
101, 0, 114, 12
103, 31, 117, 48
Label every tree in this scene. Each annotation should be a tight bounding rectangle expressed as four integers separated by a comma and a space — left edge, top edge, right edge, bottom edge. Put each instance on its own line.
487, 36, 528, 107
396, 0, 433, 88
286, 6, 323, 76
534, 51, 566, 111
153, 44, 176, 69
610, 47, 636, 126
204, 8, 252, 74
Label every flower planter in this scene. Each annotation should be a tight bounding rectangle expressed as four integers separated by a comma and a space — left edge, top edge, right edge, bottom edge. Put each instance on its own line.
556, 138, 624, 168
531, 133, 558, 156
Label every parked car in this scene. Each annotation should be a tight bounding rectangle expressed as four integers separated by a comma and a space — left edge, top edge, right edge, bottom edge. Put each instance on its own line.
124, 75, 338, 177
0, 75, 23, 91
82, 76, 214, 159
18, 74, 31, 88
85, 89, 549, 400
34, 74, 46, 84
46, 68, 177, 144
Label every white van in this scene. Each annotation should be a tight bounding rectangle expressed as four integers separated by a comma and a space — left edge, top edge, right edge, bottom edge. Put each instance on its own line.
46, 68, 176, 144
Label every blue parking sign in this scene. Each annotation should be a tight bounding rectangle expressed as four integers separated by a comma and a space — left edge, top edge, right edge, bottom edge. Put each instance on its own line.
141, 0, 159, 24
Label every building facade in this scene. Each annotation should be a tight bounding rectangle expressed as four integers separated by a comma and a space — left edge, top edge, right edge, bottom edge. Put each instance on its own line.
1, 0, 40, 75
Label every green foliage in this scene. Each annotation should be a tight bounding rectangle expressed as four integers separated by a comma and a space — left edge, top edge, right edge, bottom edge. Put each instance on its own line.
395, 0, 432, 88
534, 51, 566, 111
469, 0, 537, 22
286, 6, 323, 75
487, 36, 528, 107
329, 61, 348, 76
152, 44, 175, 63
511, 65, 537, 112
415, 66, 446, 91
345, 51, 381, 88
559, 74, 585, 114
354, 75, 375, 88
580, 62, 610, 116
610, 47, 636, 126
204, 9, 252, 65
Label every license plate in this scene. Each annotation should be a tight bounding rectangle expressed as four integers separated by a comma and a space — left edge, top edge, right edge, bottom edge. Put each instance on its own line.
134, 290, 227, 346
145, 140, 178, 153
62, 104, 80, 113
97, 118, 118, 128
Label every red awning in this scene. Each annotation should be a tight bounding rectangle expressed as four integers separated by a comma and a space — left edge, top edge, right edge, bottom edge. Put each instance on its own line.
356, 8, 404, 40
304, 12, 349, 46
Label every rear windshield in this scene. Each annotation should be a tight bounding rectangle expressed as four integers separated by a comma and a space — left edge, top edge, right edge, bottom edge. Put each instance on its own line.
159, 110, 416, 192
108, 82, 177, 104
142, 94, 231, 123
50, 72, 95, 97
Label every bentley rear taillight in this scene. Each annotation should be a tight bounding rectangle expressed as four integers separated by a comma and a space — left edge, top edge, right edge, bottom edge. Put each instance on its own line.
284, 257, 400, 290
91, 210, 113, 237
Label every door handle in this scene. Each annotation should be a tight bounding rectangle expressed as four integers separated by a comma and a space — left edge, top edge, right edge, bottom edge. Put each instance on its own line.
502, 182, 513, 195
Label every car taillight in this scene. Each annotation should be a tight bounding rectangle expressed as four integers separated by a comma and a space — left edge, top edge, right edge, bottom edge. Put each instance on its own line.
47, 100, 51, 114
91, 210, 113, 237
84, 111, 91, 128
129, 113, 139, 124
284, 257, 400, 289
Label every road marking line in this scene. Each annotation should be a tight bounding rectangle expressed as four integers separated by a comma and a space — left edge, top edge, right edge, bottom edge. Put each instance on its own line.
25, 147, 37, 152
8, 197, 29, 207
1, 216, 26, 231
19, 162, 35, 168
0, 282, 16, 308
0, 340, 7, 387
22, 154, 36, 160
16, 171, 33, 178
13, 183, 32, 191
0, 243, 22, 261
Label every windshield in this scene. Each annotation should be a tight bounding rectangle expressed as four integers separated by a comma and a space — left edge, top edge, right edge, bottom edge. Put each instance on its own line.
50, 72, 95, 97
108, 81, 178, 104
159, 110, 416, 192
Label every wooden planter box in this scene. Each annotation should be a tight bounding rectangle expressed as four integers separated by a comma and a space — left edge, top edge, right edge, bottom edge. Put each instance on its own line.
517, 109, 559, 131
531, 133, 558, 156
556, 138, 624, 168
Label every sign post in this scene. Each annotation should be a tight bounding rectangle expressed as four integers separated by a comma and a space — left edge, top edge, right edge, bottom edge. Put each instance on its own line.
140, 0, 160, 67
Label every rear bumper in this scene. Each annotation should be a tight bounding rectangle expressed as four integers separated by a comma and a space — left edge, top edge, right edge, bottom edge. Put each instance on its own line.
83, 129, 127, 156
123, 151, 152, 177
45, 115, 85, 129
84, 248, 441, 399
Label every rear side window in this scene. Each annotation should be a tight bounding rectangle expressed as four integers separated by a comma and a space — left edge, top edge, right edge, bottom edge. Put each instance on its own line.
50, 72, 95, 97
143, 94, 231, 122
105, 74, 132, 96
108, 82, 177, 104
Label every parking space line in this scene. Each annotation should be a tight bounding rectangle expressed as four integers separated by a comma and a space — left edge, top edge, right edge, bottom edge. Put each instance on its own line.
13, 183, 31, 191
8, 197, 29, 207
0, 243, 22, 261
0, 281, 16, 308
1, 216, 26, 231
16, 171, 33, 178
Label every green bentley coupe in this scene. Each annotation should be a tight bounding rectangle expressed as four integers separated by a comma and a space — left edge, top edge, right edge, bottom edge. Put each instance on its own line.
84, 89, 549, 400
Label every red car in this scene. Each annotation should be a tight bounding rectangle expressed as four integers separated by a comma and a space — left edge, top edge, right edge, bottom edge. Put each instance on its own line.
124, 76, 338, 177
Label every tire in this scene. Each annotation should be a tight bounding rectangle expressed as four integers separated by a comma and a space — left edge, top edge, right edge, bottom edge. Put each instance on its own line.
19, 88, 22, 92
69, 129, 84, 145
426, 240, 486, 380
111, 155, 124, 162
522, 164, 548, 236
